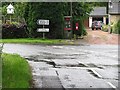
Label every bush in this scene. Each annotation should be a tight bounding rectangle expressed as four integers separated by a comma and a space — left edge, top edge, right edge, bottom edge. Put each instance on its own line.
2, 22, 27, 39
117, 20, 120, 34
11, 21, 20, 27
112, 19, 120, 34
73, 17, 87, 37
102, 25, 109, 32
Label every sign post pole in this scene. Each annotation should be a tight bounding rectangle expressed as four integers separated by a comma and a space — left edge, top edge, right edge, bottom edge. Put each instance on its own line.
43, 25, 45, 39
10, 15, 11, 23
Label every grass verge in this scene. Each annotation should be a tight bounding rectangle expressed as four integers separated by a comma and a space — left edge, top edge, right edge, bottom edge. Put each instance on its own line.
0, 57, 1, 90
2, 53, 32, 88
0, 38, 67, 44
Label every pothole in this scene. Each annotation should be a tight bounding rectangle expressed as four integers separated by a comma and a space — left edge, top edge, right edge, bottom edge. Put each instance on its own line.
87, 63, 98, 67
79, 63, 87, 67
26, 57, 56, 68
55, 63, 88, 68
44, 56, 76, 59
47, 61, 56, 68
102, 64, 120, 68
87, 63, 104, 69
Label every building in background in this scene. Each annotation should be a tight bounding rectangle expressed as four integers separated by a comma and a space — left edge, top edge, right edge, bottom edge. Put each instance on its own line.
84, 7, 108, 28
109, 1, 120, 24
89, 7, 107, 28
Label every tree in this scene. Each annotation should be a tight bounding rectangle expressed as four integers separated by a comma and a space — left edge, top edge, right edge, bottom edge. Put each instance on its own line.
24, 2, 66, 38
2, 2, 94, 38
24, 2, 94, 38
72, 2, 93, 36
2, 2, 27, 22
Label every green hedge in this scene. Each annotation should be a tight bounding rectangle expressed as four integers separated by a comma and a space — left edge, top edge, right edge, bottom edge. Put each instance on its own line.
73, 17, 87, 37
102, 19, 120, 34
2, 22, 27, 39
112, 19, 120, 34
102, 25, 109, 32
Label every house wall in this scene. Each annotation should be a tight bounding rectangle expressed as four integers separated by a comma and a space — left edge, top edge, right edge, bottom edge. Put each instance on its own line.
110, 15, 120, 24
89, 17, 92, 27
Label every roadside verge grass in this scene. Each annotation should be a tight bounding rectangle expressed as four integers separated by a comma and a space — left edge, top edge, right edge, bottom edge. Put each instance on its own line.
0, 38, 63, 44
2, 53, 32, 88
0, 38, 66, 44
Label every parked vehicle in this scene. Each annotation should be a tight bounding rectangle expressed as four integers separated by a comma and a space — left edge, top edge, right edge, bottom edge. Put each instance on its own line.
91, 21, 103, 30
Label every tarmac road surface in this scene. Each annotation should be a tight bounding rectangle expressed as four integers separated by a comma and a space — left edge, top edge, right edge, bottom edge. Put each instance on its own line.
3, 44, 119, 89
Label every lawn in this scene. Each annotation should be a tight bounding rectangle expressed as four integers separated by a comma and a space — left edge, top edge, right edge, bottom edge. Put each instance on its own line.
0, 46, 2, 89
0, 38, 67, 44
2, 53, 32, 88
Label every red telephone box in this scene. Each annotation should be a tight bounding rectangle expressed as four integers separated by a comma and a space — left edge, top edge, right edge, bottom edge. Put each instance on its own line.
75, 22, 79, 30
64, 16, 72, 30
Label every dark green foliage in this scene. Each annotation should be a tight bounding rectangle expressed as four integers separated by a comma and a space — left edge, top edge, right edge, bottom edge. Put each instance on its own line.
117, 19, 120, 34
72, 2, 93, 17
2, 2, 94, 39
112, 19, 120, 34
2, 23, 27, 39
73, 17, 87, 37
24, 2, 65, 39
24, 2, 93, 39
72, 2, 92, 37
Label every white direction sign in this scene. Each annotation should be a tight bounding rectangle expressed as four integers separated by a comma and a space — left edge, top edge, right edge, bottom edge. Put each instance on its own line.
37, 28, 49, 32
37, 19, 49, 25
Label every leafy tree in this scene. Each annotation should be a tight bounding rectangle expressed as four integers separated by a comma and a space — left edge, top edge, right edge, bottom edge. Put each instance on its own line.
72, 2, 93, 36
24, 2, 93, 38
24, 2, 65, 38
2, 2, 94, 38
2, 2, 27, 20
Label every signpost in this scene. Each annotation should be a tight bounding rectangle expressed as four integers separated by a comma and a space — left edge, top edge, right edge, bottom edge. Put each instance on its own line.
37, 19, 49, 39
37, 19, 49, 25
37, 28, 49, 32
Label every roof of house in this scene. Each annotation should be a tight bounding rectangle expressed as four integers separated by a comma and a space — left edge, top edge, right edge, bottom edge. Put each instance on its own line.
109, 2, 120, 14
90, 7, 107, 16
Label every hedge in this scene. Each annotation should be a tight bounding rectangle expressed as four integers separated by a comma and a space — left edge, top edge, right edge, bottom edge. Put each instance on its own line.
2, 23, 27, 39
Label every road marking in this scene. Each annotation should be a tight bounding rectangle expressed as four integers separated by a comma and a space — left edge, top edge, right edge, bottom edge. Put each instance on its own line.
52, 46, 63, 49
107, 82, 116, 88
70, 48, 74, 50
91, 69, 102, 78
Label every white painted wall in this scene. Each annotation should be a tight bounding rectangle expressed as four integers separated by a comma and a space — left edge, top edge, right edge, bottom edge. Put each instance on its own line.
89, 17, 92, 27
103, 17, 106, 25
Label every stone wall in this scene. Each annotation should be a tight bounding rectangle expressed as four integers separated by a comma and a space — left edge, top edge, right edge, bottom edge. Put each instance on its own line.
110, 15, 120, 24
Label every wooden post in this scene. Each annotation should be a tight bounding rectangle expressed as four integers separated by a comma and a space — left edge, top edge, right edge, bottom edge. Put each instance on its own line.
10, 15, 11, 23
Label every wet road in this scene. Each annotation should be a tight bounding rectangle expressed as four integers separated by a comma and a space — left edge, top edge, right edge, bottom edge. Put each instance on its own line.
3, 44, 119, 89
